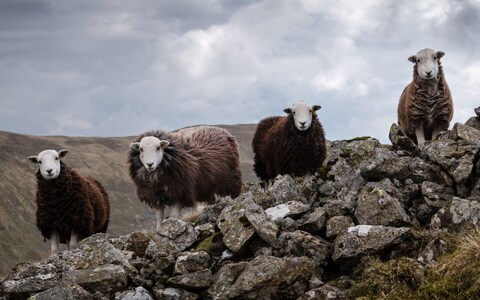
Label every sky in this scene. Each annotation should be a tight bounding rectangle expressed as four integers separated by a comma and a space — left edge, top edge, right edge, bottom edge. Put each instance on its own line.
0, 0, 479, 143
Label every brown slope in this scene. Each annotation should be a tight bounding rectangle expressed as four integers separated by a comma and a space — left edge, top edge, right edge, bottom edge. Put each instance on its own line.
0, 124, 256, 274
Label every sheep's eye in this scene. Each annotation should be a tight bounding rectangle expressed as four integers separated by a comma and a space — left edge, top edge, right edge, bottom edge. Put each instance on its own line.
417, 59, 421, 63
55, 157, 59, 160
156, 146, 160, 151
38, 160, 42, 164
140, 148, 143, 152
293, 111, 296, 115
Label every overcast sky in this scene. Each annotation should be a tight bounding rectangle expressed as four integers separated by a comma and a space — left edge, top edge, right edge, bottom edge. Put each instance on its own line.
0, 0, 479, 142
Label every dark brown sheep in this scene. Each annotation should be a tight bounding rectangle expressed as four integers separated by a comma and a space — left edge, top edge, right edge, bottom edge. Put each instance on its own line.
128, 126, 242, 229
397, 48, 453, 148
253, 101, 327, 184
28, 149, 110, 255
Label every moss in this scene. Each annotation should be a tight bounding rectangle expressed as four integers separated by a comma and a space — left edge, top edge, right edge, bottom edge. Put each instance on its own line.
445, 151, 467, 159
196, 232, 225, 256
316, 165, 333, 181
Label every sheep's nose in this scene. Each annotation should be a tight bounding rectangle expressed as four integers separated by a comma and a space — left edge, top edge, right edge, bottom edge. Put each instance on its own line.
147, 163, 153, 168
46, 169, 53, 174
300, 122, 306, 127
426, 71, 432, 76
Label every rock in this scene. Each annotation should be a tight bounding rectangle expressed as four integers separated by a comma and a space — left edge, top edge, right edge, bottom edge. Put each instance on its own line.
195, 233, 226, 257
224, 256, 315, 299
30, 284, 92, 300
297, 284, 347, 300
173, 251, 211, 275
140, 253, 175, 282
333, 225, 411, 263
431, 197, 480, 230
2, 263, 59, 299
114, 287, 153, 300
451, 122, 480, 142
146, 219, 199, 257
324, 199, 356, 218
194, 223, 215, 240
421, 181, 454, 208
465, 116, 480, 131
355, 185, 410, 226
282, 231, 331, 266
125, 232, 150, 257
206, 262, 248, 300
217, 192, 256, 253
326, 216, 354, 239
267, 175, 303, 206
417, 238, 448, 264
167, 269, 213, 290
63, 264, 128, 297
265, 201, 310, 221
389, 123, 421, 155
244, 196, 281, 248
297, 207, 328, 234
152, 286, 199, 300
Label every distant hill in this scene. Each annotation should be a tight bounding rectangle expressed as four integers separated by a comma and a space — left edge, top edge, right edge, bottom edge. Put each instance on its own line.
0, 124, 256, 274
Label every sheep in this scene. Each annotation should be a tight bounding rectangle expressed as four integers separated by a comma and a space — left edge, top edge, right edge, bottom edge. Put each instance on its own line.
28, 149, 110, 255
397, 48, 454, 148
252, 100, 327, 185
128, 126, 242, 230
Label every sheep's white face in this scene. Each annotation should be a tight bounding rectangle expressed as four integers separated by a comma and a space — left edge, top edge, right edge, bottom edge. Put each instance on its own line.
409, 48, 445, 80
28, 149, 68, 180
284, 101, 321, 131
130, 136, 170, 172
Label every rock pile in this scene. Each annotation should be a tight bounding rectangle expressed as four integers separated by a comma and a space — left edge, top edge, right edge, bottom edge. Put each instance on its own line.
2, 114, 480, 299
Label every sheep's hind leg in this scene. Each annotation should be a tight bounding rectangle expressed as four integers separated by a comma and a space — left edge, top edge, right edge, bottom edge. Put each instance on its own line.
170, 203, 182, 219
68, 231, 78, 250
50, 232, 60, 256
415, 123, 426, 149
156, 208, 165, 231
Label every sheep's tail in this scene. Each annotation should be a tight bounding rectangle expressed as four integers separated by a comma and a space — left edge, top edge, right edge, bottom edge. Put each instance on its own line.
181, 203, 206, 224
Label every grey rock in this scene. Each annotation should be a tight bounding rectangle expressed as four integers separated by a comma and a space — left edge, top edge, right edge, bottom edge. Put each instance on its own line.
268, 174, 302, 205
355, 185, 410, 226
324, 199, 356, 218
283, 231, 331, 266
244, 196, 281, 248
206, 262, 248, 300
465, 116, 480, 131
125, 232, 150, 257
451, 122, 480, 142
63, 264, 128, 296
147, 219, 199, 256
167, 269, 213, 290
140, 253, 175, 282
217, 192, 256, 253
333, 225, 411, 263
265, 201, 310, 221
326, 216, 354, 239
173, 251, 211, 275
152, 286, 199, 300
431, 197, 480, 230
225, 256, 315, 299
114, 287, 153, 300
421, 181, 454, 208
194, 223, 215, 240
417, 238, 448, 264
297, 207, 328, 234
2, 263, 59, 299
389, 123, 421, 155
297, 284, 347, 300
31, 284, 92, 300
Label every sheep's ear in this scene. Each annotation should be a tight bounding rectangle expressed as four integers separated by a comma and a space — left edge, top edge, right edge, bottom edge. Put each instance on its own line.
312, 105, 321, 111
130, 142, 140, 152
436, 51, 445, 59
160, 140, 170, 148
408, 55, 417, 63
58, 149, 68, 158
284, 108, 292, 114
28, 156, 38, 163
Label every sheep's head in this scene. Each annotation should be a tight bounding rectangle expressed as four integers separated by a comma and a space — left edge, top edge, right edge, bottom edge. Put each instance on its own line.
284, 101, 321, 131
28, 149, 68, 180
408, 48, 445, 80
130, 136, 170, 172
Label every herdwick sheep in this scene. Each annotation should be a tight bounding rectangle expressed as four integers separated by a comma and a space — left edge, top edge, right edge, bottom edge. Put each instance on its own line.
128, 126, 242, 230
397, 48, 453, 148
252, 101, 327, 186
28, 149, 110, 255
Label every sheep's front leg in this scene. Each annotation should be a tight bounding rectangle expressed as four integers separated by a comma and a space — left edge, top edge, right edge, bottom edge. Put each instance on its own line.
68, 231, 78, 250
170, 203, 182, 219
156, 208, 165, 231
50, 232, 60, 256
415, 122, 426, 149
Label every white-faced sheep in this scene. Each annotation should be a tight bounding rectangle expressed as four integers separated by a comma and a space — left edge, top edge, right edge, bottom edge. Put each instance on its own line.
28, 149, 110, 255
252, 101, 327, 185
397, 48, 454, 148
128, 126, 242, 230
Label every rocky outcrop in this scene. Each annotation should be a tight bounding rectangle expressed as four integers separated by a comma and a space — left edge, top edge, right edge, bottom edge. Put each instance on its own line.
2, 112, 480, 299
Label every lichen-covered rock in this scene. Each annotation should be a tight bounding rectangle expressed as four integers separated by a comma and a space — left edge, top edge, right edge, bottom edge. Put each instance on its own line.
282, 231, 331, 267
140, 253, 175, 283
224, 256, 315, 299
417, 238, 448, 264
243, 196, 281, 248
2, 263, 59, 299
63, 264, 128, 296
421, 181, 454, 209
265, 201, 310, 221
30, 284, 92, 300
114, 286, 153, 300
146, 219, 199, 257
206, 262, 248, 300
333, 225, 411, 263
267, 175, 303, 206
152, 286, 199, 300
167, 269, 213, 290
389, 123, 421, 155
125, 232, 150, 257
326, 216, 354, 239
465, 116, 480, 131
297, 207, 328, 234
431, 197, 480, 230
355, 185, 410, 226
173, 251, 211, 275
297, 284, 347, 300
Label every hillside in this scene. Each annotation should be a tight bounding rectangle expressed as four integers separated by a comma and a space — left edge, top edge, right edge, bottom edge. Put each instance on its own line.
0, 124, 256, 275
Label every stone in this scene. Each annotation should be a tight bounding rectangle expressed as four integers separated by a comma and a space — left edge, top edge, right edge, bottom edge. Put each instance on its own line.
465, 116, 480, 131
173, 251, 211, 275
125, 232, 150, 257
324, 199, 356, 218
355, 185, 410, 226
417, 238, 448, 264
225, 256, 315, 299
140, 253, 175, 282
206, 262, 248, 300
30, 284, 92, 300
421, 181, 454, 208
431, 197, 480, 230
167, 269, 213, 290
333, 225, 411, 263
146, 219, 199, 257
265, 201, 310, 221
282, 231, 331, 266
267, 175, 303, 205
297, 284, 347, 300
152, 286, 199, 300
243, 196, 281, 248
389, 123, 421, 155
114, 287, 153, 300
326, 216, 354, 239
2, 263, 59, 299
297, 207, 328, 234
